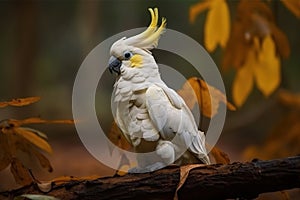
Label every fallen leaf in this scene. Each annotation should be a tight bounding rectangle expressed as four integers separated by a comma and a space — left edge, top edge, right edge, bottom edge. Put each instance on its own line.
174, 164, 205, 200
178, 77, 236, 117
210, 146, 230, 164
0, 97, 40, 108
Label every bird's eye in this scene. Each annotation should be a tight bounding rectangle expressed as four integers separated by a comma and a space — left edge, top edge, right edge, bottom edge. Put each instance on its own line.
123, 51, 133, 60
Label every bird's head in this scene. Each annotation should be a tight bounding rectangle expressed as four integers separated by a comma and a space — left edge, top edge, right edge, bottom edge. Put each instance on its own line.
108, 8, 166, 77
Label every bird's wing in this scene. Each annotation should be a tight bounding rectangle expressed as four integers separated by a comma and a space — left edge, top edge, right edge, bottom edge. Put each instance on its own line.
116, 101, 133, 145
145, 85, 209, 163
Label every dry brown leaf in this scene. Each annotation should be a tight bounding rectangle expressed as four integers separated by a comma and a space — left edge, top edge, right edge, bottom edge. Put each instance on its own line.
210, 146, 230, 164
0, 117, 72, 185
177, 77, 236, 118
222, 19, 252, 70
174, 164, 205, 200
281, 0, 300, 18
32, 149, 53, 172
270, 23, 291, 59
10, 158, 33, 185
0, 133, 12, 170
222, 0, 290, 70
0, 96, 40, 108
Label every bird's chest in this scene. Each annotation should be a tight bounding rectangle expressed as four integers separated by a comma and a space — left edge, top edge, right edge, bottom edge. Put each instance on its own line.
115, 87, 160, 146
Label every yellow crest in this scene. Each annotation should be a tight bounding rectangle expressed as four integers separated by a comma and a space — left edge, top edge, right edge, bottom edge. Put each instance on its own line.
125, 8, 167, 50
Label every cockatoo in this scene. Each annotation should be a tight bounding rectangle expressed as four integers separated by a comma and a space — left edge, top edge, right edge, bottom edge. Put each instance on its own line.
108, 8, 210, 172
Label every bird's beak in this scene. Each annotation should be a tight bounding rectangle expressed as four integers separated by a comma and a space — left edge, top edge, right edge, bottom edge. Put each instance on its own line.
108, 56, 121, 75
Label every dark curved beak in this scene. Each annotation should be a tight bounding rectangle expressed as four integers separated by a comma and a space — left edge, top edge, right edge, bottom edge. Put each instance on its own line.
108, 56, 121, 75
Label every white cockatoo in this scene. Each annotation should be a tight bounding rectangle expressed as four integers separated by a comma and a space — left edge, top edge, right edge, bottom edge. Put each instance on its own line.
108, 8, 210, 172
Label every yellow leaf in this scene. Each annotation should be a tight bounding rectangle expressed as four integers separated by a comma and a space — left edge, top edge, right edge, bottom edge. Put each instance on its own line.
281, 0, 300, 18
204, 0, 230, 52
254, 36, 280, 97
15, 127, 53, 154
222, 0, 290, 70
232, 51, 255, 107
189, 0, 211, 24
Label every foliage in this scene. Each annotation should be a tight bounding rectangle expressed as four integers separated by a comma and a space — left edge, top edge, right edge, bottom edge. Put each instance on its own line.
189, 0, 230, 52
190, 0, 296, 107
177, 77, 236, 118
0, 97, 73, 186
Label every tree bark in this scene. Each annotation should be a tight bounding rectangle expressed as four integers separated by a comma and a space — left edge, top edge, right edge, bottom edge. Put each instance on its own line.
1, 156, 300, 200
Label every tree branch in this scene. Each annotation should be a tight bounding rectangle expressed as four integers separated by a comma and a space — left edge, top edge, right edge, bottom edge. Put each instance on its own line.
1, 156, 300, 200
